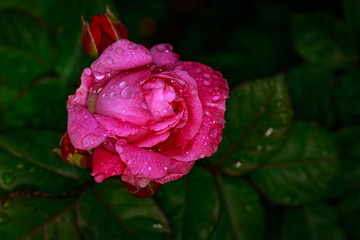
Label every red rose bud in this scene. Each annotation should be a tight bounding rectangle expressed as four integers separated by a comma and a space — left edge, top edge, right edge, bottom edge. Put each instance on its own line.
53, 132, 92, 168
80, 5, 129, 58
122, 181, 161, 198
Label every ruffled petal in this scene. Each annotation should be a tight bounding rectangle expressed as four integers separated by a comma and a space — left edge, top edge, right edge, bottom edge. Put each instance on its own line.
155, 160, 194, 184
150, 43, 179, 66
94, 114, 143, 137
91, 145, 126, 183
115, 139, 170, 179
163, 62, 229, 161
90, 39, 152, 82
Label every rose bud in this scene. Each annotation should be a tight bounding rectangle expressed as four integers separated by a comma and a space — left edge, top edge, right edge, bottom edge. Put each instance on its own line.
80, 6, 129, 58
122, 181, 161, 198
54, 132, 92, 168
66, 39, 229, 190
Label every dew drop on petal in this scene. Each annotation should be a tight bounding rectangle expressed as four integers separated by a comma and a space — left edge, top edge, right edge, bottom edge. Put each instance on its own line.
128, 43, 138, 50
212, 95, 221, 101
105, 56, 114, 64
203, 80, 210, 86
119, 81, 128, 89
83, 68, 92, 76
121, 86, 134, 99
203, 73, 211, 79
95, 74, 104, 80
141, 102, 148, 109
116, 47, 124, 56
209, 127, 217, 139
148, 166, 152, 171
102, 93, 107, 99
200, 153, 205, 158
109, 92, 116, 99
195, 69, 201, 74
156, 45, 165, 52
164, 167, 168, 170
94, 173, 105, 183
117, 146, 124, 154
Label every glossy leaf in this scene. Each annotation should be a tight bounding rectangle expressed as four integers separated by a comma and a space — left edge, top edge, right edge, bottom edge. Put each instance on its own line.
76, 180, 171, 240
330, 126, 360, 197
335, 67, 360, 126
286, 64, 335, 128
292, 12, 358, 69
0, 9, 52, 89
212, 74, 293, 175
154, 167, 218, 240
211, 175, 264, 240
251, 122, 340, 205
0, 192, 78, 240
0, 130, 89, 194
282, 203, 346, 240
338, 191, 360, 240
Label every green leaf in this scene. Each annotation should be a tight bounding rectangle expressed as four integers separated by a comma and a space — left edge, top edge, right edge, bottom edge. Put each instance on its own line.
286, 64, 336, 128
330, 126, 360, 197
212, 74, 293, 175
251, 122, 340, 205
282, 203, 346, 240
154, 167, 218, 240
292, 13, 358, 69
0, 9, 53, 89
76, 180, 171, 240
335, 67, 360, 126
0, 130, 88, 194
0, 192, 78, 240
1, 77, 69, 130
344, 0, 360, 32
338, 191, 360, 240
211, 175, 264, 240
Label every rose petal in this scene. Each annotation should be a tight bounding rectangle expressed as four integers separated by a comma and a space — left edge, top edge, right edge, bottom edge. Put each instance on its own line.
121, 174, 151, 189
163, 62, 229, 161
155, 159, 195, 184
133, 130, 171, 148
91, 39, 152, 81
67, 104, 107, 150
91, 145, 126, 183
94, 114, 143, 137
115, 139, 170, 179
95, 70, 153, 125
151, 43, 179, 66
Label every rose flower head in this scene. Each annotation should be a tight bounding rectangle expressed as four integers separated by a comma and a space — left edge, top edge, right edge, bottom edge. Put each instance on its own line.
80, 6, 129, 58
67, 40, 229, 190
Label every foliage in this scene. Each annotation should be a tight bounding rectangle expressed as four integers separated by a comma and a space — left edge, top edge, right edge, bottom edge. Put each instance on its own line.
0, 0, 359, 239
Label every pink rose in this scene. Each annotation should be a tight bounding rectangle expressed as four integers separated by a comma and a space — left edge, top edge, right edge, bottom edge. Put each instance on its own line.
67, 39, 229, 188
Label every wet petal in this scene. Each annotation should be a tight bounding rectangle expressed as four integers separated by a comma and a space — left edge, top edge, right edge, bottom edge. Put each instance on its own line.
91, 145, 126, 183
151, 43, 179, 66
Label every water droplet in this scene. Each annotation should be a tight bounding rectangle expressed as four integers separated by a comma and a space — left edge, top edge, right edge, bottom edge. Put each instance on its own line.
97, 87, 103, 93
117, 146, 124, 154
208, 142, 217, 153
217, 135, 222, 142
116, 47, 124, 56
148, 166, 152, 171
156, 45, 165, 52
100, 162, 104, 166
200, 153, 205, 158
16, 163, 24, 169
105, 56, 113, 64
2, 172, 13, 185
95, 73, 104, 80
203, 73, 211, 79
121, 86, 134, 99
102, 92, 108, 99
118, 81, 128, 89
84, 115, 89, 119
164, 167, 168, 170
212, 96, 221, 101
264, 128, 274, 137
109, 92, 116, 99
142, 102, 148, 109
209, 127, 217, 139
195, 69, 201, 74
94, 173, 105, 183
153, 223, 163, 229
83, 68, 91, 76
234, 161, 242, 168
128, 43, 138, 50
203, 80, 210, 86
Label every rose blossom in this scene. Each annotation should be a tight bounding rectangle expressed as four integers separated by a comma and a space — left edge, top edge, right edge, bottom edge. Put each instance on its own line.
67, 39, 229, 188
